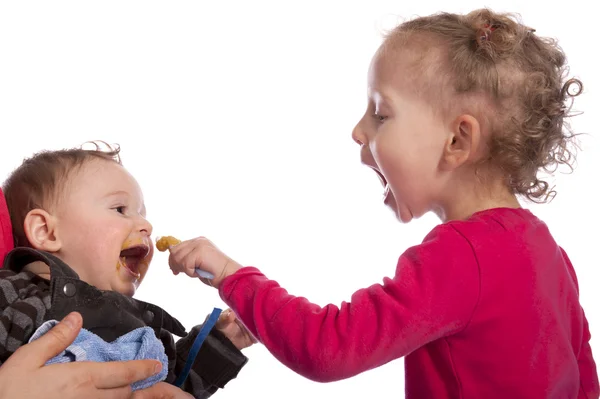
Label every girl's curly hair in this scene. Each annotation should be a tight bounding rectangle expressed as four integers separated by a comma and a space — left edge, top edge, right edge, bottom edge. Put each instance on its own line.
385, 8, 582, 202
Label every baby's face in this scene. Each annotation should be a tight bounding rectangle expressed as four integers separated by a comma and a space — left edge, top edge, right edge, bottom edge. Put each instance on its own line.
51, 159, 154, 296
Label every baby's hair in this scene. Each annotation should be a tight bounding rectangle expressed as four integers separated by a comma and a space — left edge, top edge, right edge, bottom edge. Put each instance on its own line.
2, 140, 122, 247
384, 8, 582, 202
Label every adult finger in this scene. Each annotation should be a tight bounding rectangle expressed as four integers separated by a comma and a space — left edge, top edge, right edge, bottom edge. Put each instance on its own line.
215, 309, 234, 329
7, 312, 82, 368
88, 359, 163, 389
132, 382, 194, 399
237, 318, 258, 343
91, 386, 134, 399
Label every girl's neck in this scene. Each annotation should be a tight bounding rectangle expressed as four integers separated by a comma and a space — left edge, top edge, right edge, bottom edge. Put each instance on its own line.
435, 177, 521, 223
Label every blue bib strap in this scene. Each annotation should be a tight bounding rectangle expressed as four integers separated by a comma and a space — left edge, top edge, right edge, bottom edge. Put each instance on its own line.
174, 307, 222, 387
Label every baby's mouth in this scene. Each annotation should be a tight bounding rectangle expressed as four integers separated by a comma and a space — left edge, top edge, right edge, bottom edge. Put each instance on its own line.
119, 245, 150, 279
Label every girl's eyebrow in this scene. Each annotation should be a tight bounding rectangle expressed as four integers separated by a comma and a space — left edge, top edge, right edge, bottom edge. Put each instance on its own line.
103, 190, 129, 199
373, 92, 395, 108
368, 88, 394, 104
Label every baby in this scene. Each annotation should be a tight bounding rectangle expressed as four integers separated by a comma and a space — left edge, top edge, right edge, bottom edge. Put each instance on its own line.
0, 142, 253, 398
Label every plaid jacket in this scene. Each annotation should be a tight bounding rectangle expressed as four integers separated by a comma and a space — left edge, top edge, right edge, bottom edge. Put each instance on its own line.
0, 247, 247, 398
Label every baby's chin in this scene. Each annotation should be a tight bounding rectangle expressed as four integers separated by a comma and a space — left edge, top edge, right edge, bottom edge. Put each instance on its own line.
115, 283, 137, 297
113, 275, 141, 297
115, 263, 148, 296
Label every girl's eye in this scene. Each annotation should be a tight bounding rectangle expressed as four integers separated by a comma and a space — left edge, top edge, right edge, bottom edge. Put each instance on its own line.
373, 114, 387, 123
115, 206, 126, 214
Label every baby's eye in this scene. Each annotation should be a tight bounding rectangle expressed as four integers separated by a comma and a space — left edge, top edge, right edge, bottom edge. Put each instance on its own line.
114, 206, 126, 214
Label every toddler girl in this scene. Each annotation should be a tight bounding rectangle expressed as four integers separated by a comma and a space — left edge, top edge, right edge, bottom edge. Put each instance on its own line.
168, 9, 598, 398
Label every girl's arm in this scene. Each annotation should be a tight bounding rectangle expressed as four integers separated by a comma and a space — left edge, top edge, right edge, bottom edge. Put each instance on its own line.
219, 224, 480, 382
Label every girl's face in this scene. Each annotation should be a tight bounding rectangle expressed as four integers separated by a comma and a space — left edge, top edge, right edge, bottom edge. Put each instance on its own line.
351, 49, 451, 223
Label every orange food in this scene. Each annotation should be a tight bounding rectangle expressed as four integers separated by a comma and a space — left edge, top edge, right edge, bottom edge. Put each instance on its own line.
156, 236, 181, 252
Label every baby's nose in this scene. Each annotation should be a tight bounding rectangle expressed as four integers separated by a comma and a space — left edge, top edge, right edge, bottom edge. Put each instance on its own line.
138, 217, 153, 236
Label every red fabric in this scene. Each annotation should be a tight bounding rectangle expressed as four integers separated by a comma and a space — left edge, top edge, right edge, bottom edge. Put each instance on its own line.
0, 188, 13, 267
220, 208, 599, 398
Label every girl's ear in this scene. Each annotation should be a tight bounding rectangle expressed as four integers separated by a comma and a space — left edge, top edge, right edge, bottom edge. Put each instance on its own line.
439, 114, 481, 171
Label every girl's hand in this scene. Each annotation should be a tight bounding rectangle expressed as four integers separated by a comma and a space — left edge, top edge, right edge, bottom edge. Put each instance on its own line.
168, 237, 242, 288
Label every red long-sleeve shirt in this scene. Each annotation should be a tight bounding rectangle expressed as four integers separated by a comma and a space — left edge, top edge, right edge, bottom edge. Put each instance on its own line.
220, 208, 599, 398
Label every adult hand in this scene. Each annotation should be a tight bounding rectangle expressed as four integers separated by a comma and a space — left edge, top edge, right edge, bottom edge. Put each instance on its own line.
0, 312, 163, 399
133, 382, 194, 399
215, 308, 257, 350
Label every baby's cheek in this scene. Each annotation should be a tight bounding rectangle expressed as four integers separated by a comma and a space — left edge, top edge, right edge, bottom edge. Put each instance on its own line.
137, 254, 153, 283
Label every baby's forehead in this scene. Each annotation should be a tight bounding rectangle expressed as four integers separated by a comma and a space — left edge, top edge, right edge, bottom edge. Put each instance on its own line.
61, 159, 144, 201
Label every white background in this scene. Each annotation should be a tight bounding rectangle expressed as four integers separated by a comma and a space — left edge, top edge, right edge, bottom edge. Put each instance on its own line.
0, 1, 597, 398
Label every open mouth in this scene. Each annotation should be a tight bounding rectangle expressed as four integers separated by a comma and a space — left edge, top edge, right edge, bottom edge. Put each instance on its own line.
368, 167, 392, 201
119, 245, 150, 278
372, 168, 387, 188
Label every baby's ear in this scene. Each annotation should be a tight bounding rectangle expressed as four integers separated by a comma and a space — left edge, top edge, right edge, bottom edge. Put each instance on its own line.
439, 114, 481, 171
23, 209, 62, 252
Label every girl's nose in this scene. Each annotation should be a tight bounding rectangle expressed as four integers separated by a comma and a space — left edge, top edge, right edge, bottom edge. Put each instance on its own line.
352, 122, 366, 146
